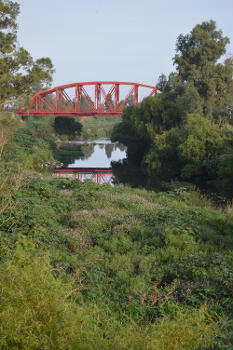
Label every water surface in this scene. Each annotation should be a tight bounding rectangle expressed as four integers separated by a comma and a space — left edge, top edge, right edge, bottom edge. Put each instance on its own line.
60, 139, 126, 168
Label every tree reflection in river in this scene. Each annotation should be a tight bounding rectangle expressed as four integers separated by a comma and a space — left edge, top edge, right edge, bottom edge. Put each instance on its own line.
54, 144, 84, 167
111, 158, 146, 187
80, 143, 95, 160
54, 140, 147, 187
56, 140, 126, 168
105, 144, 115, 159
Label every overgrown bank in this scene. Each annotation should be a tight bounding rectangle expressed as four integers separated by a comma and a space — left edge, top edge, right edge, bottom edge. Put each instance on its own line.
1, 2, 233, 347
0, 112, 233, 349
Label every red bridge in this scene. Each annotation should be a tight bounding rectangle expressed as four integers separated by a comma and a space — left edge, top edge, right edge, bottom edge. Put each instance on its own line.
53, 167, 114, 184
18, 81, 157, 117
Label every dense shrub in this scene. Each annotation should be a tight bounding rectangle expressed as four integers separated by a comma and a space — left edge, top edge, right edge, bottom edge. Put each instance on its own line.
0, 238, 221, 350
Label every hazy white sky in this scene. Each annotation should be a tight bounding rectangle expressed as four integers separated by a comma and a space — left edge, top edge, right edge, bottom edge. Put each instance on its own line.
17, 0, 233, 87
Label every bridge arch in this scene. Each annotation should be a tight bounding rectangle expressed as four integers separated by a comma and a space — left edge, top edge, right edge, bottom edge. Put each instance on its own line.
18, 81, 157, 117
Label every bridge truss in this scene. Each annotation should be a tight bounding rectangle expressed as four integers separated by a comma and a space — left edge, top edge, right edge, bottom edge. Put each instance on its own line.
53, 168, 114, 185
18, 81, 157, 117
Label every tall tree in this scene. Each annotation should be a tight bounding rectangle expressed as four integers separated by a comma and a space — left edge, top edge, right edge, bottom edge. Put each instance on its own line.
174, 20, 232, 115
0, 0, 54, 109
111, 20, 233, 194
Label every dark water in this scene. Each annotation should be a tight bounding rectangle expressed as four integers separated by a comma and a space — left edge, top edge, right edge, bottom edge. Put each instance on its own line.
57, 139, 126, 168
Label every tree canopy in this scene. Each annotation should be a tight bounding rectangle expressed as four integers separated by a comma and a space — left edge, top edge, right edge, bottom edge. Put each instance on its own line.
0, 0, 54, 109
111, 20, 233, 196
173, 20, 232, 115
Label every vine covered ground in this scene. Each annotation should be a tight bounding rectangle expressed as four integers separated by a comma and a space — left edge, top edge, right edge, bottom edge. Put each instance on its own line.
0, 113, 233, 349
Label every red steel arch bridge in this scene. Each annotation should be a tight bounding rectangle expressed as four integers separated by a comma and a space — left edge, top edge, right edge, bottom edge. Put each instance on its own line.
18, 81, 157, 117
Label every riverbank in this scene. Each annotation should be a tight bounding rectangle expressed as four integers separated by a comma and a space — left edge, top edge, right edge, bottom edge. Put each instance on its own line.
1, 173, 233, 349
0, 113, 233, 349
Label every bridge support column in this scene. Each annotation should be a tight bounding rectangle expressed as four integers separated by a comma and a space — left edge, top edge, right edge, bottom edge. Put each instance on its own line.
134, 85, 138, 106
35, 96, 38, 112
95, 84, 101, 111
75, 85, 82, 112
114, 84, 119, 112
56, 89, 62, 113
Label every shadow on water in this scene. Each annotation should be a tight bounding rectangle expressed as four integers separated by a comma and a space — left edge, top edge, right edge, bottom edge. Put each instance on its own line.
111, 159, 146, 187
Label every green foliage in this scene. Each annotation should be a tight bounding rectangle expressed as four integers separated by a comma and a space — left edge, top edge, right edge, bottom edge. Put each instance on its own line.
157, 73, 168, 92
0, 123, 232, 348
112, 20, 233, 197
174, 20, 232, 115
54, 117, 82, 138
53, 143, 84, 166
0, 239, 76, 350
3, 128, 54, 170
24, 117, 55, 142
1, 174, 233, 349
0, 0, 19, 54
147, 113, 224, 184
179, 114, 223, 161
0, 114, 56, 174
80, 116, 120, 140
1, 14, 233, 349
0, 238, 221, 350
0, 0, 54, 108
218, 154, 233, 198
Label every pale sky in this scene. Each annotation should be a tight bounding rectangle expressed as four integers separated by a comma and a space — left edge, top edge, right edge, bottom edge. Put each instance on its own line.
17, 0, 233, 88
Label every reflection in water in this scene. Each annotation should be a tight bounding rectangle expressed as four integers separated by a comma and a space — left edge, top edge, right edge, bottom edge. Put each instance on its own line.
54, 140, 147, 186
105, 144, 114, 159
111, 159, 146, 187
80, 143, 95, 160
54, 143, 83, 168
56, 140, 127, 169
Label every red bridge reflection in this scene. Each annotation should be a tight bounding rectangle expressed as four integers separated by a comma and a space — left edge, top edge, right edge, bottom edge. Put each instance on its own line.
53, 167, 114, 185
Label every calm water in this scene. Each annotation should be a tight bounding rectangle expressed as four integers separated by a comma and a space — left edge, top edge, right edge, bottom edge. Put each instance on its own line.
66, 140, 126, 168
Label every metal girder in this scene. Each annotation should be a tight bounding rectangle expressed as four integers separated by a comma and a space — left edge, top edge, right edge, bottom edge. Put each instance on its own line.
53, 168, 114, 185
18, 81, 157, 117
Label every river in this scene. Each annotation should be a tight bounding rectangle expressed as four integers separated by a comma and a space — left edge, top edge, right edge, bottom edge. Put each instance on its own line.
58, 139, 126, 168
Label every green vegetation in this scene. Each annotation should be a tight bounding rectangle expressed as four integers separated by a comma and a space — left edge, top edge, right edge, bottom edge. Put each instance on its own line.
0, 2, 233, 348
112, 20, 233, 198
52, 143, 84, 167
54, 116, 82, 139
0, 110, 233, 348
0, 0, 54, 109
80, 116, 121, 140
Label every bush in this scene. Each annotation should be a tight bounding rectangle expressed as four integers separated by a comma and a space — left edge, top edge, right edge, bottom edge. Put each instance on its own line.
0, 238, 221, 350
